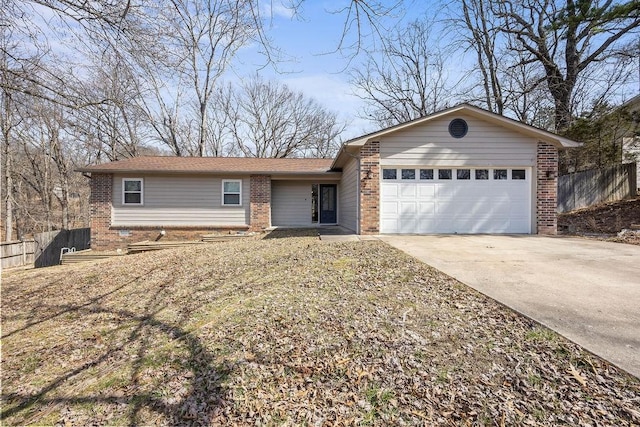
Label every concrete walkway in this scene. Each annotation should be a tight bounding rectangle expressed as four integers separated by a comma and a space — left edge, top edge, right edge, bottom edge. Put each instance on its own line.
317, 226, 366, 242
379, 235, 640, 378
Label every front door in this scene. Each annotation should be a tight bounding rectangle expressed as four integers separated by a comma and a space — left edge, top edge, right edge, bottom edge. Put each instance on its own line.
319, 184, 337, 224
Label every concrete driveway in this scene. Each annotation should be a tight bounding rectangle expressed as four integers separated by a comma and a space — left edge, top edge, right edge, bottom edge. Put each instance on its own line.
379, 235, 640, 378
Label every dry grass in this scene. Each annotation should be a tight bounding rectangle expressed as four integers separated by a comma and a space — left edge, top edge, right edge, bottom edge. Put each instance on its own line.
2, 229, 639, 426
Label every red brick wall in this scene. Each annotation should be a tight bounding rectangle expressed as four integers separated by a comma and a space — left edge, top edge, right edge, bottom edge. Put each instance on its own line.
360, 141, 380, 234
90, 173, 113, 250
249, 175, 271, 231
104, 226, 249, 250
536, 142, 559, 235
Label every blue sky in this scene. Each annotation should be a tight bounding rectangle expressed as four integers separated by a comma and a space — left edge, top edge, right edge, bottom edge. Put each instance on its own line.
227, 0, 640, 139
228, 0, 433, 138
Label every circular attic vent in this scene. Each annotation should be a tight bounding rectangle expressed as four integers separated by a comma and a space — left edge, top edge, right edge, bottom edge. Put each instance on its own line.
448, 118, 468, 138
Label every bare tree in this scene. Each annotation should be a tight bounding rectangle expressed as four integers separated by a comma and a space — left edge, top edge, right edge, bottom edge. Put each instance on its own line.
352, 18, 454, 127
493, 0, 640, 132
225, 77, 345, 158
166, 0, 257, 156
1, 53, 16, 241
65, 52, 151, 163
451, 0, 505, 114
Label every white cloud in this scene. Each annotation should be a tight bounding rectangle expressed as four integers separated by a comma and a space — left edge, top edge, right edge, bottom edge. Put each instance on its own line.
261, 1, 296, 19
281, 74, 375, 139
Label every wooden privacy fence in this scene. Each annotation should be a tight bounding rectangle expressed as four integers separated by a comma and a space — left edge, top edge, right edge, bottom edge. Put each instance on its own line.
558, 162, 637, 213
1, 240, 36, 268
0, 228, 90, 269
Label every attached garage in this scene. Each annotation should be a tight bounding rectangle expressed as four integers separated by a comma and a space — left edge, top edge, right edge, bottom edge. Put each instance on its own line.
331, 104, 581, 236
380, 167, 532, 234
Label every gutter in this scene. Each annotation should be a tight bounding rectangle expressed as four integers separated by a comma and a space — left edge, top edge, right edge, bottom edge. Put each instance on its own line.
75, 169, 342, 177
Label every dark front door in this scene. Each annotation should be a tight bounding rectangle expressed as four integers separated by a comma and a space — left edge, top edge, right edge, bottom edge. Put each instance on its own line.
319, 184, 337, 224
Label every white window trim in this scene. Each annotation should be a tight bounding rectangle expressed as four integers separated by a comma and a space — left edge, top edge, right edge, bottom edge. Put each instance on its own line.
122, 178, 144, 205
222, 179, 242, 206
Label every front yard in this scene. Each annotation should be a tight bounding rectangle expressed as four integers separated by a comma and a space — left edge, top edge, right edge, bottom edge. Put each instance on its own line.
2, 230, 639, 426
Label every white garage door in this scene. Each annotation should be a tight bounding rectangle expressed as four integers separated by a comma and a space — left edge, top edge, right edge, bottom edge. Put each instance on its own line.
380, 167, 532, 234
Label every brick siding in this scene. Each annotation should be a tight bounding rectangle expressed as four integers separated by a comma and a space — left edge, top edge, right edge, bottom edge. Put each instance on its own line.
536, 142, 559, 235
90, 173, 114, 250
249, 175, 271, 231
104, 226, 249, 250
359, 141, 380, 234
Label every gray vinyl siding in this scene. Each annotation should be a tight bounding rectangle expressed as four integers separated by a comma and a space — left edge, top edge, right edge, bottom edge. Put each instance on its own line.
112, 174, 250, 226
380, 113, 538, 167
271, 181, 313, 226
338, 156, 358, 232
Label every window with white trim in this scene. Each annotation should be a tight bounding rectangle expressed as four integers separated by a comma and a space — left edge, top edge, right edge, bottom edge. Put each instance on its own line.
475, 169, 489, 180
401, 169, 416, 180
438, 169, 452, 180
222, 179, 242, 206
512, 169, 526, 180
494, 169, 508, 180
419, 169, 434, 180
122, 178, 143, 205
382, 169, 397, 180
457, 169, 471, 180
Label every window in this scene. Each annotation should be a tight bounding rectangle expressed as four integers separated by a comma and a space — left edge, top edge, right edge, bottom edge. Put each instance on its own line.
512, 169, 526, 180
438, 169, 452, 180
122, 178, 143, 205
401, 169, 416, 180
493, 169, 508, 180
222, 179, 242, 206
448, 118, 468, 138
420, 169, 434, 180
475, 169, 489, 180
457, 169, 471, 180
382, 169, 397, 180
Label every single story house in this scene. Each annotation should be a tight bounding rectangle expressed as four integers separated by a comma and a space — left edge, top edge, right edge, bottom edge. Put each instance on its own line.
79, 104, 581, 250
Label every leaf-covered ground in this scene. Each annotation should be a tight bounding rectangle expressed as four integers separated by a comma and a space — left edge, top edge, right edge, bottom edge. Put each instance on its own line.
559, 196, 640, 246
2, 229, 639, 426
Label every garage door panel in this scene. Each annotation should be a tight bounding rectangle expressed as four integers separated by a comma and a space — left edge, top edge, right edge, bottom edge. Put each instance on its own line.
400, 185, 417, 198
381, 184, 398, 198
381, 218, 399, 233
380, 167, 531, 234
399, 218, 417, 233
399, 201, 417, 215
418, 201, 435, 215
381, 201, 399, 215
435, 182, 455, 196
417, 185, 436, 197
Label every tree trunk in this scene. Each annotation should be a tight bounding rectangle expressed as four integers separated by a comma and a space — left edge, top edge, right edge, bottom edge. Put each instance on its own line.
3, 144, 13, 241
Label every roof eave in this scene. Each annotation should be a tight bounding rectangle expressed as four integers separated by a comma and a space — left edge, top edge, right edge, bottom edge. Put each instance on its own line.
342, 104, 582, 149
76, 168, 341, 176
330, 144, 362, 169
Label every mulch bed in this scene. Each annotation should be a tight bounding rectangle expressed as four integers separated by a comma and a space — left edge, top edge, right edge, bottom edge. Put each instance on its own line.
2, 229, 639, 425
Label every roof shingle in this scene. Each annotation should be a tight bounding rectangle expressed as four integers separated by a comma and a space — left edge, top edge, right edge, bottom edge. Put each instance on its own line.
78, 156, 337, 175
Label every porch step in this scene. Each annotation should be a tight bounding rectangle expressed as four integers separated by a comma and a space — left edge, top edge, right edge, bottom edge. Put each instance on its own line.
201, 233, 255, 242
60, 250, 124, 265
127, 240, 206, 254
